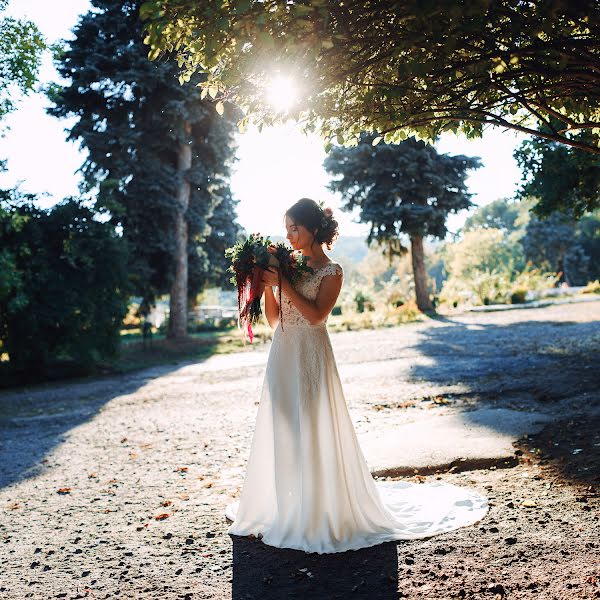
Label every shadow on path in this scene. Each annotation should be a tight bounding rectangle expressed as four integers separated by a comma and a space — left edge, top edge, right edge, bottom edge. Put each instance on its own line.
231, 535, 402, 599
515, 412, 600, 488
0, 358, 210, 491
411, 314, 600, 484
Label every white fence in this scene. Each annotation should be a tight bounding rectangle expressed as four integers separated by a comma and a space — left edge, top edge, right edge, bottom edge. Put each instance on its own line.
191, 305, 238, 321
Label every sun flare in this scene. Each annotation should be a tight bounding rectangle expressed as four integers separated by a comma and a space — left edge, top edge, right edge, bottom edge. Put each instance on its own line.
266, 75, 299, 113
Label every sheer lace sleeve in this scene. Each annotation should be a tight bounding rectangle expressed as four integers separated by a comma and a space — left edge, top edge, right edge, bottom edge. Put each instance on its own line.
319, 262, 343, 279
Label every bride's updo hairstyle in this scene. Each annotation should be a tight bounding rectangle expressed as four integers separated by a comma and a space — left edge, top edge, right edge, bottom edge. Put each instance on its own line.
285, 198, 339, 250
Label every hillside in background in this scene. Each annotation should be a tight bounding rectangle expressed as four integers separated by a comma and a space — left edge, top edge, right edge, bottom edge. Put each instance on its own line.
269, 235, 370, 266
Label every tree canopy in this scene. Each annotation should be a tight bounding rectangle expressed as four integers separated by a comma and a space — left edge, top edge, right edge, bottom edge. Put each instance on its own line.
324, 134, 481, 252
514, 121, 600, 218
463, 196, 534, 233
141, 0, 600, 154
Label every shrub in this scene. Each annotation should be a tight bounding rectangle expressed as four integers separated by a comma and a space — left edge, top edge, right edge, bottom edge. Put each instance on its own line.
0, 197, 130, 379
353, 290, 374, 313
440, 269, 511, 306
510, 288, 528, 304
511, 262, 560, 294
582, 280, 600, 294
392, 299, 421, 323
122, 304, 142, 329
440, 260, 560, 308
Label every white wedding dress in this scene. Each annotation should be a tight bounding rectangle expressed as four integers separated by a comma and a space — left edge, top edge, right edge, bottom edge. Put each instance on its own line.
225, 262, 488, 554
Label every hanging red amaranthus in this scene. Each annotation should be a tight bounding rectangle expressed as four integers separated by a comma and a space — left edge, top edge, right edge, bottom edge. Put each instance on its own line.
225, 234, 312, 342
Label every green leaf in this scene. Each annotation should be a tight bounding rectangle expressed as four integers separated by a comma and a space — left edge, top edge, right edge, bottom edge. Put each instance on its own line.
372, 136, 382, 146
139, 2, 159, 22
215, 101, 224, 115
147, 46, 161, 61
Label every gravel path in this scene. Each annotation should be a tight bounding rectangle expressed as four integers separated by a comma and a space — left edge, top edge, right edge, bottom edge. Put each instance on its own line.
1, 300, 599, 599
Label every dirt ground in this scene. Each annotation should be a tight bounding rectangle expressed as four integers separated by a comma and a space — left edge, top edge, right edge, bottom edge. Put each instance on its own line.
0, 300, 599, 599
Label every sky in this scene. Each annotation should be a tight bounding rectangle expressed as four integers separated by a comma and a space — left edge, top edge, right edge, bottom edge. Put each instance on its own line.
0, 0, 528, 240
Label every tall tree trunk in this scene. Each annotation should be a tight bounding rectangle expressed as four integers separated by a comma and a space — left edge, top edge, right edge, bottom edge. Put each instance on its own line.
558, 245, 569, 285
168, 121, 192, 339
410, 234, 434, 312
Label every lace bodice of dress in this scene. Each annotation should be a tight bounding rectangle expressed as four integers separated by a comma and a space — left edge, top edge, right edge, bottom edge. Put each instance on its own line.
278, 262, 343, 328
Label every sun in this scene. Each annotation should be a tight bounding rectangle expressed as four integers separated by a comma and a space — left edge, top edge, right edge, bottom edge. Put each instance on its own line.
266, 75, 299, 113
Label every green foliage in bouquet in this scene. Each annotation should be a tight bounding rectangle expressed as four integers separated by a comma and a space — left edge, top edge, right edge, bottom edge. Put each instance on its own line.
225, 233, 271, 286
225, 234, 313, 284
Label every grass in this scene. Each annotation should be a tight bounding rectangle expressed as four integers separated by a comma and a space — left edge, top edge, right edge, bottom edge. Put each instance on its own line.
104, 329, 261, 375
0, 329, 261, 391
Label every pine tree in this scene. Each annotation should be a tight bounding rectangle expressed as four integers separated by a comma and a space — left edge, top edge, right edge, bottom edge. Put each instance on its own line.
48, 0, 241, 338
324, 134, 481, 311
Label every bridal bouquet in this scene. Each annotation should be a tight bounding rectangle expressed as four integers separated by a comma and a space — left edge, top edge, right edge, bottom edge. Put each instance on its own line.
225, 234, 312, 342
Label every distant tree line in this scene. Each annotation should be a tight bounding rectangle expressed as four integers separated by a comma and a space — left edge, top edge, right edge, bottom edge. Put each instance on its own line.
323, 129, 598, 310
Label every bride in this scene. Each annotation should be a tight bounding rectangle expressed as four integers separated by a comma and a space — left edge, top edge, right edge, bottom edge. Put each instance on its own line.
225, 198, 488, 554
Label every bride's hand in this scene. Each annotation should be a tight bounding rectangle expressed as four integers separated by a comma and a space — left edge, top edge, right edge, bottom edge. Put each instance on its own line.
262, 266, 280, 287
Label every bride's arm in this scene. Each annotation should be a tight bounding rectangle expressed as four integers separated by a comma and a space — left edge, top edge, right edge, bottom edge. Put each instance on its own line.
280, 273, 342, 325
263, 284, 280, 329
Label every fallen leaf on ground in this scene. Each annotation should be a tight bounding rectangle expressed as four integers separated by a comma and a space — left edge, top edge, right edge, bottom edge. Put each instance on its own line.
521, 499, 537, 507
